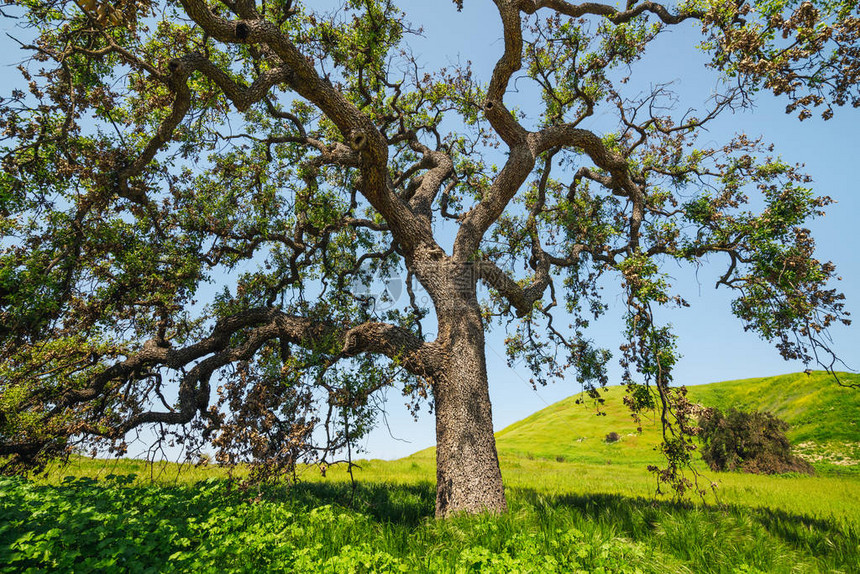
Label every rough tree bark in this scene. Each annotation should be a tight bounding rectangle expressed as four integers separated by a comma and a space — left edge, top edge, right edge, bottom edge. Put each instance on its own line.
406, 257, 506, 516
434, 293, 507, 516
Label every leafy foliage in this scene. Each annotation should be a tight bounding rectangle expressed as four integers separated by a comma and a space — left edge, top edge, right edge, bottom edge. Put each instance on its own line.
698, 407, 814, 475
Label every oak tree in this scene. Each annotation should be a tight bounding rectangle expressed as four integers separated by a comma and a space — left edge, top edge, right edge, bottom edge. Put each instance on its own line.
0, 0, 855, 516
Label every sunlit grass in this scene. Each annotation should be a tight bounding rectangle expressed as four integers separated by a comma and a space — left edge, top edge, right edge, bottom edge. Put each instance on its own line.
42, 448, 860, 529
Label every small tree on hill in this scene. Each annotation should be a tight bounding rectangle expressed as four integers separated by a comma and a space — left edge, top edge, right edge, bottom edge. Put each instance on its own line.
0, 0, 854, 516
698, 407, 814, 475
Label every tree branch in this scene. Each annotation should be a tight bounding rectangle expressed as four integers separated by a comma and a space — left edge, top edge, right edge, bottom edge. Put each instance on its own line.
520, 0, 704, 24
53, 308, 435, 421
476, 260, 551, 317
176, 0, 434, 256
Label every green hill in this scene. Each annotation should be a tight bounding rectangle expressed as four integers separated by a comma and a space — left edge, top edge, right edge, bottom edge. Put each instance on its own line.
490, 371, 860, 471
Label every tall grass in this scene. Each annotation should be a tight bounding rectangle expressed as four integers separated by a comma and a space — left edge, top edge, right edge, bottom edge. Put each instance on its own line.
2, 471, 858, 573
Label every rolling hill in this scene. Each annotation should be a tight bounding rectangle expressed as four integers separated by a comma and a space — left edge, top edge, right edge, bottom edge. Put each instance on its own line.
482, 371, 860, 471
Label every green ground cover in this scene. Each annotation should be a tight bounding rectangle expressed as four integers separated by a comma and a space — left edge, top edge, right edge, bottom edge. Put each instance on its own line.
1, 372, 858, 572
2, 472, 858, 573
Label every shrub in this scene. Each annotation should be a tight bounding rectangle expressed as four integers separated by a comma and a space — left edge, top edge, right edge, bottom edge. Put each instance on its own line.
605, 432, 621, 443
698, 407, 814, 475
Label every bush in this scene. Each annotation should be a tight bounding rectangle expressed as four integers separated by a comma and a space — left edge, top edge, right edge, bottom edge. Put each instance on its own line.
698, 407, 814, 475
605, 432, 620, 443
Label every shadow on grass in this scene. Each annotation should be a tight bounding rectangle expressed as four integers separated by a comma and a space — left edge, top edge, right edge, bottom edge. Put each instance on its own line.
277, 479, 856, 536
507, 487, 859, 572
276, 480, 437, 527
282, 480, 860, 566
509, 487, 854, 535
276, 481, 860, 572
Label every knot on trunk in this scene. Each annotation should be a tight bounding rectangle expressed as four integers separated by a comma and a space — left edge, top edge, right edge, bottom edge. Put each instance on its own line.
349, 131, 368, 151
167, 58, 184, 75
235, 21, 251, 40
341, 328, 365, 356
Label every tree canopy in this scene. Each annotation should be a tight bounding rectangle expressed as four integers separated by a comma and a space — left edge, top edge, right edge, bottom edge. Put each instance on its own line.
0, 0, 855, 516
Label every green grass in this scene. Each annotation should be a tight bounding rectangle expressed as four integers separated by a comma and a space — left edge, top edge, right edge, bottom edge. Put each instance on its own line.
2, 473, 858, 573
2, 371, 859, 572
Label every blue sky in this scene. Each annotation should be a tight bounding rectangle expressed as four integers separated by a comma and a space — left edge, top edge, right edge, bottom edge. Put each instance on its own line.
1, 2, 856, 461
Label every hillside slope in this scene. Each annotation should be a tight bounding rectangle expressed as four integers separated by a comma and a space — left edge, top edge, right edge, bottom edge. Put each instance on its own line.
490, 371, 860, 470
685, 371, 859, 444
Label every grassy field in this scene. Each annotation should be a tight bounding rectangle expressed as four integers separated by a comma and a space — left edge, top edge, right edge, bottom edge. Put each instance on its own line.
1, 371, 859, 572
491, 370, 860, 471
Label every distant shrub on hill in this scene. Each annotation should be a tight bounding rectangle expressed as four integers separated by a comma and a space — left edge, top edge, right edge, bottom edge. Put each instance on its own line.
604, 432, 620, 443
698, 407, 814, 475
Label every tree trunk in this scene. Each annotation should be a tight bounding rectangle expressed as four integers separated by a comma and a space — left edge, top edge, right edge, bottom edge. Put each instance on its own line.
432, 297, 507, 517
